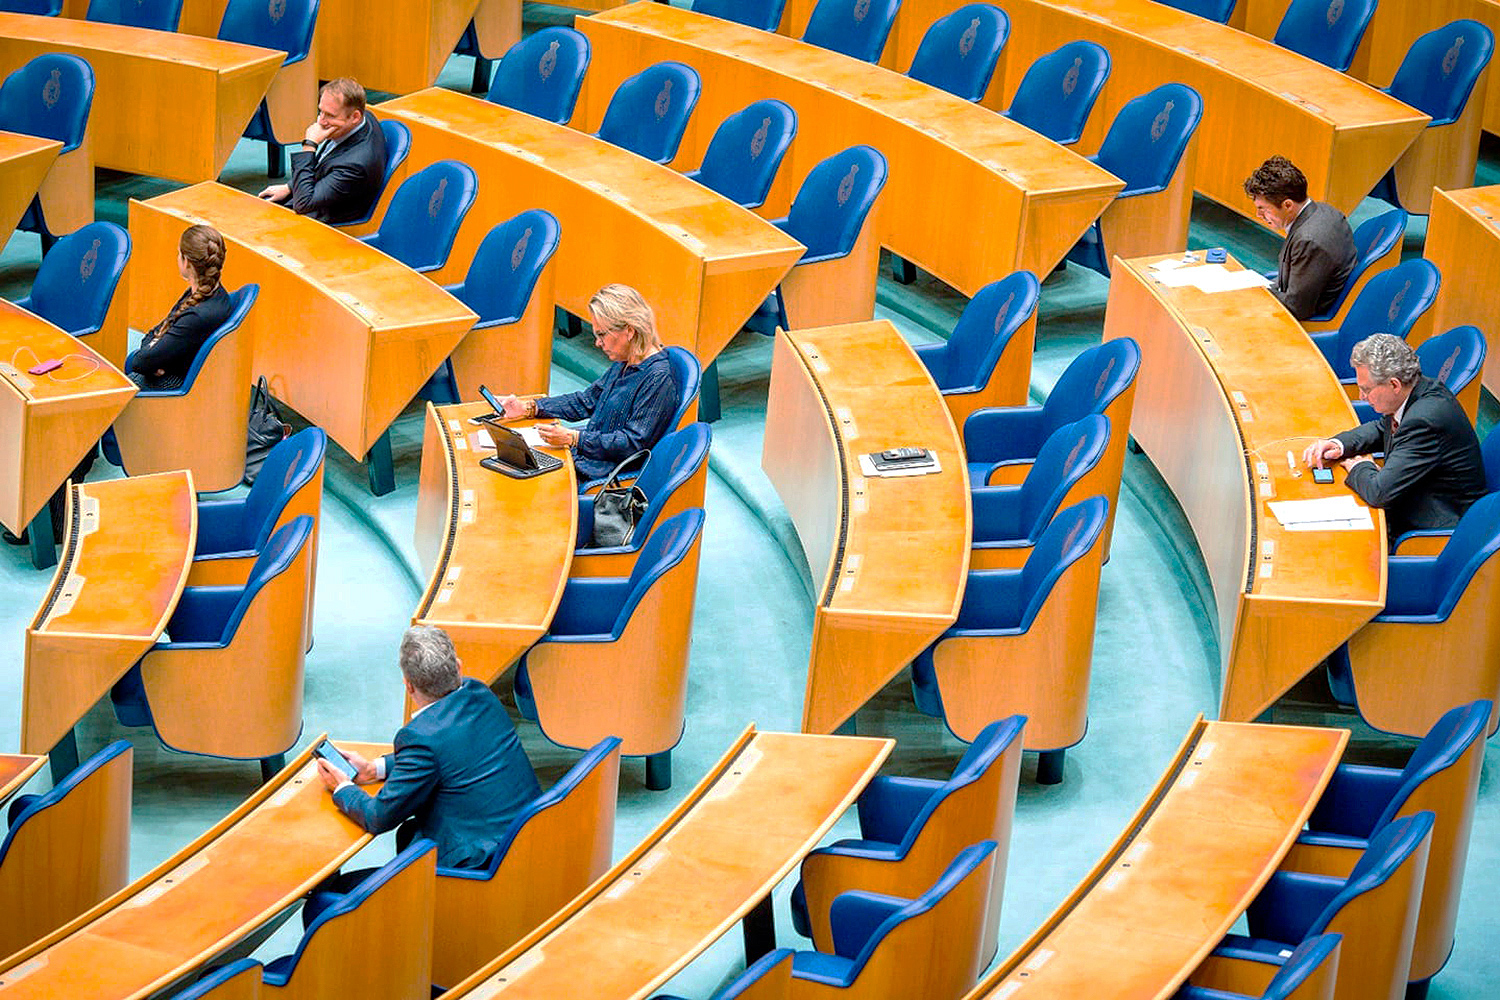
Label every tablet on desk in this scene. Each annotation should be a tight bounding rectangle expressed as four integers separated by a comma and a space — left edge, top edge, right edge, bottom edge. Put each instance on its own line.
480, 424, 564, 479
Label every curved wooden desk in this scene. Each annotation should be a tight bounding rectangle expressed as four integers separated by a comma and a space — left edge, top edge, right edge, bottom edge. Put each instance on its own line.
963, 718, 1347, 999
779, 0, 1427, 226
1424, 186, 1500, 399
21, 471, 195, 760
126, 182, 477, 467
579, 3, 1124, 289
0, 756, 44, 807
762, 321, 969, 735
1102, 254, 1386, 723
414, 401, 577, 685
0, 301, 135, 545
314, 0, 482, 95
0, 739, 389, 999
377, 88, 804, 367
442, 727, 892, 1000
0, 133, 56, 247
0, 13, 281, 183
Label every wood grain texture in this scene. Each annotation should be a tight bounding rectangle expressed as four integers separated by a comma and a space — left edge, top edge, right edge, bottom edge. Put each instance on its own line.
1425, 186, 1500, 398
315, 0, 481, 95
0, 133, 56, 252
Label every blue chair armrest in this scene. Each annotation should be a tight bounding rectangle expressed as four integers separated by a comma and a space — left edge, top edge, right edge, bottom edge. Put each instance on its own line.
1118, 181, 1168, 198
971, 486, 1026, 541
164, 586, 243, 643
1246, 871, 1342, 943
1380, 555, 1441, 619
913, 341, 946, 382
790, 950, 856, 987
799, 249, 852, 265
1391, 529, 1453, 555
576, 496, 595, 548
194, 497, 250, 554
855, 774, 942, 843
768, 215, 790, 230
828, 890, 906, 960
436, 864, 494, 882
963, 407, 1044, 462
1307, 763, 1403, 837
548, 577, 632, 636
260, 953, 296, 987
1308, 331, 1339, 369
806, 838, 904, 864
13, 295, 32, 312
953, 569, 1025, 629
683, 167, 703, 183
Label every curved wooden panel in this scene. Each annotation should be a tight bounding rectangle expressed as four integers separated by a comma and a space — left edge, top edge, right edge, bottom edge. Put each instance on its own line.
315, 0, 481, 95
0, 132, 57, 247
1426, 186, 1500, 397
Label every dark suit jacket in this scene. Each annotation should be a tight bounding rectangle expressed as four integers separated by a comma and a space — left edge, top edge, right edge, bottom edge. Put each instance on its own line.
1274, 200, 1356, 320
1335, 376, 1487, 540
286, 112, 387, 225
332, 677, 540, 869
125, 285, 231, 389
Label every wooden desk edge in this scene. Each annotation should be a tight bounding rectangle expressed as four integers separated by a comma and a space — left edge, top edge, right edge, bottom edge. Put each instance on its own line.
0, 756, 46, 805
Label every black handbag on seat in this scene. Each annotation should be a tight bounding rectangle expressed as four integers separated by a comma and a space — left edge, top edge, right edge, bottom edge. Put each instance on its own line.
589, 450, 651, 548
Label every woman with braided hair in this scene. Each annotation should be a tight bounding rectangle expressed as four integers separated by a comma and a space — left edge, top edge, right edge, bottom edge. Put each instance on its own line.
125, 224, 232, 390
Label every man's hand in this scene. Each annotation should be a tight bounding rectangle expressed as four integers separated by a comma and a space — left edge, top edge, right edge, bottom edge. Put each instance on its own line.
1302, 438, 1344, 469
259, 183, 290, 202
315, 757, 344, 791
341, 748, 380, 784
304, 119, 337, 145
1340, 455, 1374, 473
536, 422, 577, 448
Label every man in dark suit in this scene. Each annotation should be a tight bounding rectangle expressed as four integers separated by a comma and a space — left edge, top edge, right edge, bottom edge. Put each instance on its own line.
258, 77, 387, 225
316, 625, 540, 870
1304, 334, 1487, 541
1244, 156, 1356, 320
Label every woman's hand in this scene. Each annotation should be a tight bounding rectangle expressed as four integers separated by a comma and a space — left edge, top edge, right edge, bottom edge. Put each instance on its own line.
536, 422, 578, 448
499, 394, 529, 419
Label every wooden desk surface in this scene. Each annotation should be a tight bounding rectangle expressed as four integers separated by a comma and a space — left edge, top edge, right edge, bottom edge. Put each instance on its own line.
0, 13, 281, 182
378, 88, 803, 365
0, 739, 389, 999
579, 3, 1123, 287
0, 300, 135, 535
0, 132, 57, 251
1425, 185, 1500, 397
965, 718, 1347, 999
0, 756, 44, 807
414, 401, 577, 685
21, 471, 196, 755
762, 321, 969, 734
1103, 255, 1385, 722
127, 182, 477, 461
444, 727, 892, 1000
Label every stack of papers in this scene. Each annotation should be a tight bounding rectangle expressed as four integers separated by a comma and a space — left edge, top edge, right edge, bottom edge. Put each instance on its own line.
1149, 259, 1271, 293
1266, 495, 1375, 531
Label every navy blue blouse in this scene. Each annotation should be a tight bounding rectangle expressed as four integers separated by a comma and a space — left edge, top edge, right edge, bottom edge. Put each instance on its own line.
536, 350, 679, 484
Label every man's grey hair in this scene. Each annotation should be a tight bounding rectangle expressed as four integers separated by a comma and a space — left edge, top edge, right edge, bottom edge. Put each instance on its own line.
399, 625, 462, 699
1350, 333, 1422, 386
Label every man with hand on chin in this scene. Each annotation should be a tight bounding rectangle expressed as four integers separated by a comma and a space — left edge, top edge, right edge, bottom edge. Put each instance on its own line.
259, 77, 387, 225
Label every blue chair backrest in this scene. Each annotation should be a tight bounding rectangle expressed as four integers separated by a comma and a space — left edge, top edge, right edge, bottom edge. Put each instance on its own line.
1415, 491, 1500, 619
1308, 811, 1435, 935
1388, 20, 1495, 126
1003, 40, 1110, 145
615, 508, 705, 630
213, 515, 313, 644
0, 0, 62, 12
1017, 496, 1107, 627
665, 346, 701, 429
894, 716, 1025, 853
1038, 337, 1141, 441
1273, 0, 1376, 72
161, 283, 258, 396
597, 61, 701, 164
1334, 259, 1441, 370
20, 221, 130, 337
240, 427, 326, 551
623, 423, 712, 543
1483, 426, 1500, 492
366, 160, 478, 272
1262, 934, 1343, 1000
488, 27, 592, 124
693, 0, 786, 31
802, 0, 901, 63
1016, 414, 1109, 534
0, 53, 94, 153
784, 145, 888, 261
939, 270, 1039, 390
713, 950, 795, 999
1327, 207, 1407, 316
455, 210, 561, 326
906, 3, 1009, 102
380, 119, 411, 185
1417, 325, 1486, 399
689, 99, 797, 210
218, 0, 319, 64
1094, 83, 1203, 197
1376, 700, 1492, 829
87, 0, 182, 29
1155, 0, 1236, 22
1, 740, 130, 860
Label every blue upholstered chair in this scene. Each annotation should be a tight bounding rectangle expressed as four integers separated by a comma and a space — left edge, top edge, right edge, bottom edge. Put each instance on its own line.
266, 840, 436, 1000
192, 426, 326, 574
0, 54, 95, 252
0, 0, 61, 11
13, 220, 129, 343
485, 27, 591, 124
424, 208, 561, 404
912, 498, 1109, 785
914, 270, 1039, 428
1351, 325, 1485, 426
1066, 83, 1204, 277
359, 160, 478, 273
110, 284, 259, 492
1002, 40, 1110, 146
653, 949, 794, 1000
109, 516, 316, 780
665, 345, 703, 431
685, 99, 797, 210
1155, 0, 1236, 22
801, 0, 901, 63
331, 120, 410, 230
1302, 208, 1408, 332
1212, 812, 1435, 1000
0, 740, 132, 958
432, 736, 621, 988
1308, 260, 1441, 383
906, 3, 1008, 102
1178, 934, 1342, 1000
575, 423, 712, 577
692, 0, 787, 31
516, 508, 707, 791
86, 0, 182, 30
790, 716, 1025, 965
218, 0, 320, 177
1372, 20, 1494, 214
787, 841, 999, 1000
170, 959, 263, 999
1272, 0, 1376, 72
970, 414, 1110, 570
596, 61, 701, 165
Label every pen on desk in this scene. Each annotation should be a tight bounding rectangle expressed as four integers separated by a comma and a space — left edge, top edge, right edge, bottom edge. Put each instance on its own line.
1286, 450, 1298, 475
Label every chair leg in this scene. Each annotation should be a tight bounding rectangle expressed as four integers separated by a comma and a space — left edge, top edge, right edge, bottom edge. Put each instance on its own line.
561, 313, 583, 339
741, 894, 776, 964
48, 729, 79, 783
367, 430, 395, 496
471, 54, 493, 94
28, 502, 57, 570
260, 754, 286, 784
1036, 749, 1065, 785
39, 229, 57, 256
891, 255, 917, 284
700, 359, 721, 423
645, 750, 671, 791
1405, 979, 1431, 1000
267, 141, 286, 179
